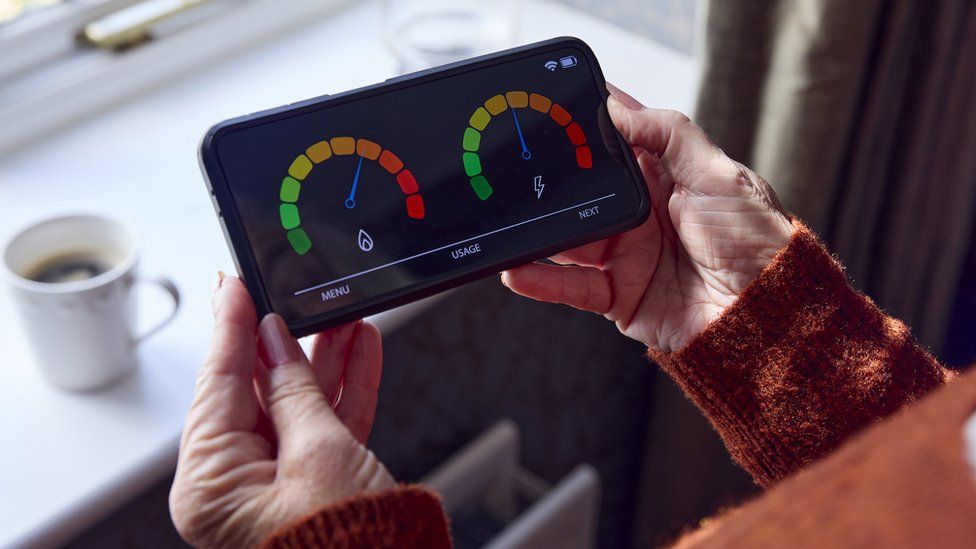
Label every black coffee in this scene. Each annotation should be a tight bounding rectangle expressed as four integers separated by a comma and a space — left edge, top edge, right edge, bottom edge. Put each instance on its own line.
23, 251, 118, 284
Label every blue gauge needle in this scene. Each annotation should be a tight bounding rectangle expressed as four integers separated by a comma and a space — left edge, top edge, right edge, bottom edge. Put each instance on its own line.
512, 109, 532, 160
345, 155, 365, 209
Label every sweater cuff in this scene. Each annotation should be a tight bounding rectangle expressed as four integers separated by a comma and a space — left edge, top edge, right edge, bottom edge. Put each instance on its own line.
649, 223, 948, 486
261, 485, 451, 549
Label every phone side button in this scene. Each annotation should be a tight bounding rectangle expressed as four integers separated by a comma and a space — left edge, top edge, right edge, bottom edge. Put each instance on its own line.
209, 192, 222, 217
286, 94, 331, 111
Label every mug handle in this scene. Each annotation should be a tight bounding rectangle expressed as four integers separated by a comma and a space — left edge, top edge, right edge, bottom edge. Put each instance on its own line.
135, 276, 181, 344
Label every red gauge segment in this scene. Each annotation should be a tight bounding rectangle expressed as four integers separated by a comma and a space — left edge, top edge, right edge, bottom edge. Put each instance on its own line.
396, 170, 419, 194
575, 146, 593, 169
406, 194, 425, 219
566, 122, 586, 146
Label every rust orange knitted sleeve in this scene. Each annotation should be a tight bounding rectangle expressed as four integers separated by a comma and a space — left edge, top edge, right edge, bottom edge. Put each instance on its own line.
260, 485, 451, 549
649, 224, 955, 486
671, 367, 976, 549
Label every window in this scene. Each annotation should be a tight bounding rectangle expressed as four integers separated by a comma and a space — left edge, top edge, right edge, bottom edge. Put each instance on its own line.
0, 0, 350, 156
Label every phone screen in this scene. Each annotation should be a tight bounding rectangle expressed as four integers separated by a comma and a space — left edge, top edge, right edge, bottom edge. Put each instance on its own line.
208, 42, 645, 328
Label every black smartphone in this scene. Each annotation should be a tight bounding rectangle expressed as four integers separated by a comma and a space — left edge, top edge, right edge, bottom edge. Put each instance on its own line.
200, 37, 649, 337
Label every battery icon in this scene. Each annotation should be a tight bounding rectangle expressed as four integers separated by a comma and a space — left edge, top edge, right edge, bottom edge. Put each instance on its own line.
559, 55, 578, 69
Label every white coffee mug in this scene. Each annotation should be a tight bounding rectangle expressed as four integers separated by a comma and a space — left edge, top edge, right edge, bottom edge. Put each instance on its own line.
2, 214, 180, 391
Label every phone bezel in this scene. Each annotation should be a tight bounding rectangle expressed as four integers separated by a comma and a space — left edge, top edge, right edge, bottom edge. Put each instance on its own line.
199, 37, 650, 337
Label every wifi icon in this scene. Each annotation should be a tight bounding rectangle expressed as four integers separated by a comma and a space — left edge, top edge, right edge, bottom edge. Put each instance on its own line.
544, 60, 558, 71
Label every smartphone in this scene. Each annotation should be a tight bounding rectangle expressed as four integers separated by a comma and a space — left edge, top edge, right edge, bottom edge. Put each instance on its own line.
200, 37, 649, 337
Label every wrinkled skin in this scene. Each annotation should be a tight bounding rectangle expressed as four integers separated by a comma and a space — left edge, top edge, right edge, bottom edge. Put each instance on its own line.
502, 84, 793, 352
170, 276, 393, 548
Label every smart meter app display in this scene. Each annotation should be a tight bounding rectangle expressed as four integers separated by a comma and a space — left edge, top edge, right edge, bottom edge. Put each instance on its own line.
211, 46, 644, 324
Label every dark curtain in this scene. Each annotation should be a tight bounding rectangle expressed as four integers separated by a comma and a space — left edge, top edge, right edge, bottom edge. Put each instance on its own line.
695, 0, 976, 353
630, 1, 976, 544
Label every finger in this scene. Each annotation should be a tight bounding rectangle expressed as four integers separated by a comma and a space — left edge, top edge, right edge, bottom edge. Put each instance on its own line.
606, 90, 735, 184
183, 274, 260, 445
549, 239, 610, 267
501, 263, 611, 314
635, 148, 678, 210
308, 322, 360, 406
334, 322, 383, 444
606, 83, 687, 155
250, 376, 278, 449
255, 314, 343, 454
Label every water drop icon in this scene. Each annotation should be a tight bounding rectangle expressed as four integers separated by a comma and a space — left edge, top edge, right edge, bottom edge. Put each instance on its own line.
357, 229, 374, 252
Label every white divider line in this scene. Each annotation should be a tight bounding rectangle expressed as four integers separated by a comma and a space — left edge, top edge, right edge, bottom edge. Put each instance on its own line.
294, 193, 616, 296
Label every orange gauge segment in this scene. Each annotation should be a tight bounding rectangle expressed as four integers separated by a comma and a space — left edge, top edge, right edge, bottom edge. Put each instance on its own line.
549, 104, 572, 127
356, 139, 381, 160
329, 137, 355, 155
306, 141, 332, 163
379, 150, 403, 174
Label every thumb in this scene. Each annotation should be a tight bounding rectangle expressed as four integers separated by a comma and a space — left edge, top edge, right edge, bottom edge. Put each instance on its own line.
181, 274, 260, 447
606, 93, 687, 159
607, 93, 740, 196
606, 84, 731, 184
256, 314, 343, 454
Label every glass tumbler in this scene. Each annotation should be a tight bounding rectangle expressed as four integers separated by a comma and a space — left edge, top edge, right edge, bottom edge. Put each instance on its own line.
382, 0, 519, 73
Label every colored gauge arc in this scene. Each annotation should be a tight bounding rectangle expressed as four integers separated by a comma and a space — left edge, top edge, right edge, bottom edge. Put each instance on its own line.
278, 137, 425, 255
461, 91, 592, 200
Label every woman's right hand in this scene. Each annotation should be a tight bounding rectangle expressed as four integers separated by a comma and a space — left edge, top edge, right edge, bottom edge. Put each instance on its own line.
170, 275, 394, 548
501, 84, 794, 352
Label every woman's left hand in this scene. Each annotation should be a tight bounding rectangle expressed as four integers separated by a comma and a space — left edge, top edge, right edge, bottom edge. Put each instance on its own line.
170, 274, 394, 548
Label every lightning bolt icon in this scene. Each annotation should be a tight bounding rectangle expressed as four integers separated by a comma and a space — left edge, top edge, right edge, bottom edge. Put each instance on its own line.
534, 175, 544, 199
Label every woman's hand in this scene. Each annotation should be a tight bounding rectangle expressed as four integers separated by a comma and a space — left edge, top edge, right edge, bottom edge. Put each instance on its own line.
170, 275, 394, 548
501, 85, 794, 352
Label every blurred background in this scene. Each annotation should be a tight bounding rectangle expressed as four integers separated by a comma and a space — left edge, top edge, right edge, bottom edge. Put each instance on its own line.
1, 0, 973, 547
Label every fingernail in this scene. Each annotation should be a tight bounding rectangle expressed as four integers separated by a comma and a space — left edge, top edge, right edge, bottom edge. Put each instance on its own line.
212, 271, 225, 296
606, 82, 645, 111
258, 314, 300, 367
210, 271, 226, 315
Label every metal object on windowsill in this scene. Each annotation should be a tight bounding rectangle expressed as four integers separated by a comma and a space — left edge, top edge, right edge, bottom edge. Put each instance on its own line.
78, 0, 208, 50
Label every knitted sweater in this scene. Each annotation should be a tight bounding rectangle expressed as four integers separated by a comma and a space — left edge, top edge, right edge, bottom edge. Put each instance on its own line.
262, 226, 976, 548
